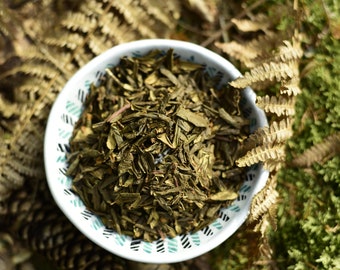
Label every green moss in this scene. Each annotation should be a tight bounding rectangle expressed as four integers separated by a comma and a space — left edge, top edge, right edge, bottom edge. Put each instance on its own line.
212, 0, 339, 269
271, 0, 340, 265
272, 160, 340, 269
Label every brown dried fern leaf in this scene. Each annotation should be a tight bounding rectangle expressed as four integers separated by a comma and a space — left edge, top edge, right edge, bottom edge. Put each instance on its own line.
215, 41, 261, 67
280, 77, 302, 96
216, 21, 302, 69
142, 0, 180, 24
2, 61, 61, 80
44, 32, 85, 51
292, 132, 340, 167
0, 56, 64, 203
0, 146, 25, 201
248, 173, 278, 227
0, 96, 26, 119
230, 60, 299, 89
250, 34, 303, 67
97, 11, 139, 44
110, 0, 170, 38
275, 37, 304, 63
236, 143, 286, 167
41, 0, 181, 66
242, 118, 293, 151
231, 14, 271, 33
215, 32, 279, 68
256, 95, 296, 116
0, 118, 45, 202
263, 158, 286, 172
61, 12, 98, 33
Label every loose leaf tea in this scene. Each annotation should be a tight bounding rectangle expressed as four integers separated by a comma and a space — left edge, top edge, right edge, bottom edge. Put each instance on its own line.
67, 49, 249, 241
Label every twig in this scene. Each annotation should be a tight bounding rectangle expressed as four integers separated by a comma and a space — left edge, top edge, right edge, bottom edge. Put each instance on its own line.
200, 0, 266, 47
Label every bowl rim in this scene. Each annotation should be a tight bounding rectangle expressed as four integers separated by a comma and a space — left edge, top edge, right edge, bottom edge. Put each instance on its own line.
44, 39, 269, 263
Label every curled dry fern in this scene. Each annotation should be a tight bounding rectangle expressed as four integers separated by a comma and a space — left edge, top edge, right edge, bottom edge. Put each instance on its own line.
230, 60, 299, 89
249, 173, 278, 226
256, 95, 296, 116
220, 32, 302, 172
231, 15, 271, 33
280, 77, 301, 96
292, 132, 340, 167
217, 11, 303, 250
236, 143, 286, 168
242, 118, 293, 151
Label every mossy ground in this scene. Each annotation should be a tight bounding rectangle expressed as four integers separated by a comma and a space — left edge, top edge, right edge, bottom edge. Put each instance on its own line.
211, 0, 340, 269
1, 0, 339, 269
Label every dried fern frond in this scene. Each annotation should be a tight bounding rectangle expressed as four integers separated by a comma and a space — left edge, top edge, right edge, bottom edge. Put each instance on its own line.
242, 118, 293, 151
250, 34, 303, 67
87, 34, 112, 56
61, 12, 97, 33
98, 11, 138, 44
280, 77, 302, 96
110, 0, 162, 38
263, 157, 286, 172
275, 38, 303, 63
256, 95, 296, 116
230, 60, 299, 89
0, 118, 45, 202
215, 32, 279, 68
248, 173, 278, 225
236, 143, 286, 167
215, 41, 261, 66
1, 60, 60, 81
44, 32, 85, 50
292, 132, 340, 167
231, 14, 271, 33
0, 96, 25, 119
141, 0, 180, 25
71, 46, 93, 68
41, 0, 181, 67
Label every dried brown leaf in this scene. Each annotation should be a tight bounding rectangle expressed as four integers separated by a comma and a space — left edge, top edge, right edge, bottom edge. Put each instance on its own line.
215, 41, 260, 66
248, 173, 278, 225
44, 32, 85, 50
256, 95, 296, 116
184, 0, 215, 23
242, 118, 293, 152
280, 77, 301, 96
230, 61, 299, 89
275, 39, 304, 62
61, 12, 97, 33
236, 143, 286, 167
231, 15, 271, 32
292, 132, 340, 167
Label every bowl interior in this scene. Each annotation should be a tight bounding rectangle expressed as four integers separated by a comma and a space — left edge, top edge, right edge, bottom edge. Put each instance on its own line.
44, 39, 269, 264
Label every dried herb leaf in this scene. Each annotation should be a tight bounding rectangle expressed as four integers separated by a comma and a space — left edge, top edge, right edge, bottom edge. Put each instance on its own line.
67, 49, 249, 241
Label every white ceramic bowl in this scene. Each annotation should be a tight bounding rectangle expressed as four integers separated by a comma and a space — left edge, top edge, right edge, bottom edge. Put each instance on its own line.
44, 39, 269, 264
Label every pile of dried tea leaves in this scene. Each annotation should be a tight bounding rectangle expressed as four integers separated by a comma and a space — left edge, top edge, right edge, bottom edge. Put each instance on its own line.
67, 49, 249, 241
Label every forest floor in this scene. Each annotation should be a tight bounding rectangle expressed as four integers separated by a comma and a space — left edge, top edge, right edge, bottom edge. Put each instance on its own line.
1, 0, 339, 269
